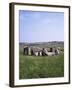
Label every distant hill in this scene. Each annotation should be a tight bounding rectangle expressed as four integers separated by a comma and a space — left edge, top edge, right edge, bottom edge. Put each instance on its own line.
19, 41, 64, 51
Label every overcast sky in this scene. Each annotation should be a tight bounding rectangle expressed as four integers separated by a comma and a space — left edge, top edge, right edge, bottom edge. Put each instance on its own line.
19, 10, 64, 43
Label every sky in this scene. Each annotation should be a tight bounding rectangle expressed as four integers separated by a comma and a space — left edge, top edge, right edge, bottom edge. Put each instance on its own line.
19, 10, 64, 43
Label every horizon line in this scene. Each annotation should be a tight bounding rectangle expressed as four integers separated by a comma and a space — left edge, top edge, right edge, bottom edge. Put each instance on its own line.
19, 41, 64, 43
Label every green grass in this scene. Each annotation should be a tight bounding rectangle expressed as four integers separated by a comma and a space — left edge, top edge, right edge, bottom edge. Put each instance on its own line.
19, 54, 64, 79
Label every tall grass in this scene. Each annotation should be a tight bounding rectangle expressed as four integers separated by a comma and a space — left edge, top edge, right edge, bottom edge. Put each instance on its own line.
19, 53, 64, 79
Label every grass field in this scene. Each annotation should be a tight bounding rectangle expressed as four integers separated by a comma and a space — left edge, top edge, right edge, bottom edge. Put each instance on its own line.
19, 53, 64, 79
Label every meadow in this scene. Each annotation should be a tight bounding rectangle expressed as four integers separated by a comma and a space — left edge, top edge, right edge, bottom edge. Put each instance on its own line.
19, 53, 64, 79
